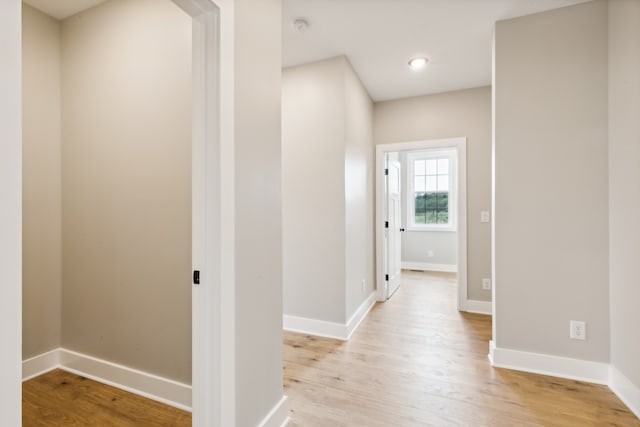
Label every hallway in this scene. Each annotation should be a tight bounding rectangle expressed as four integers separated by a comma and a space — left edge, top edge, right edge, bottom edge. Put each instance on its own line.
283, 270, 639, 426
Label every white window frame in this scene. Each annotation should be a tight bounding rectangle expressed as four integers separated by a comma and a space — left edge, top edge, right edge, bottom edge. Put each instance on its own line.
406, 149, 457, 232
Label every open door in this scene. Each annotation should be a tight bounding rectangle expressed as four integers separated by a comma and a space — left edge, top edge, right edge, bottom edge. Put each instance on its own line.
376, 139, 467, 308
385, 155, 402, 299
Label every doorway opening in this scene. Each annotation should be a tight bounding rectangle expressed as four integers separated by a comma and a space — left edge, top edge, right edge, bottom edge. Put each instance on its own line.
20, 0, 223, 424
376, 138, 468, 311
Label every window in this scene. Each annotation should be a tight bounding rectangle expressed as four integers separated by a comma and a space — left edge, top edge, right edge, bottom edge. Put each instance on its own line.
407, 150, 456, 231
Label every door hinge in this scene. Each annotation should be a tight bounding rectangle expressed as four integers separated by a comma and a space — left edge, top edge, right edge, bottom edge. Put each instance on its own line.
385, 274, 389, 281
384, 168, 389, 176
193, 270, 200, 285
384, 221, 389, 228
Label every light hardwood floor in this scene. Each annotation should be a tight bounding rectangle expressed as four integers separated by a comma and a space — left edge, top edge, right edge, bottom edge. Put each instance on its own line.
22, 369, 191, 426
284, 270, 640, 426
21, 271, 639, 426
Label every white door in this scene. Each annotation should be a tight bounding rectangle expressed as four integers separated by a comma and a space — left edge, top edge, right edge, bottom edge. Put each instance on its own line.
386, 158, 402, 299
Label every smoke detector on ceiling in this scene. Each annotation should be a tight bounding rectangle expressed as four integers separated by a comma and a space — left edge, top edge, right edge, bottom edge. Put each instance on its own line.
292, 19, 309, 33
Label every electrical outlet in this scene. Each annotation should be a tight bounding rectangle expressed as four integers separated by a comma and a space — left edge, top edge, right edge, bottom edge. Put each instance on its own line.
570, 320, 586, 340
481, 211, 491, 223
361, 279, 366, 293
482, 278, 491, 290
427, 250, 434, 257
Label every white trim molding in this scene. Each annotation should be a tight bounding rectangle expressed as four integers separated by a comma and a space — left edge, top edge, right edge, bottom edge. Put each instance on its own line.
489, 342, 640, 418
609, 366, 640, 419
22, 348, 192, 412
489, 341, 610, 385
0, 2, 23, 424
186, 1, 229, 425
60, 349, 192, 411
22, 348, 60, 382
401, 261, 457, 273
284, 293, 376, 341
463, 300, 492, 315
405, 149, 458, 233
375, 138, 467, 308
283, 315, 347, 340
257, 396, 290, 427
346, 293, 377, 340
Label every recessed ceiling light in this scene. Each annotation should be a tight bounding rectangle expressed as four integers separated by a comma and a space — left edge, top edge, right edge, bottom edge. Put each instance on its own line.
408, 57, 429, 69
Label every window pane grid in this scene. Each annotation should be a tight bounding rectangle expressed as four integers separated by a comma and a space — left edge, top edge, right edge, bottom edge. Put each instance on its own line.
412, 156, 450, 226
414, 192, 449, 224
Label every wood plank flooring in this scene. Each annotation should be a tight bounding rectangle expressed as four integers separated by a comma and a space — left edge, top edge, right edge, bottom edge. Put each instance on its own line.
22, 270, 640, 426
284, 270, 640, 426
22, 369, 191, 426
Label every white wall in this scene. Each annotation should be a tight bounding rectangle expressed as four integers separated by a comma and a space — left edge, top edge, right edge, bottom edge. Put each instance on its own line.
609, 0, 640, 394
60, 0, 192, 384
493, 1, 609, 361
282, 57, 347, 323
233, 0, 285, 425
0, 0, 23, 424
402, 231, 457, 266
22, 4, 62, 359
344, 60, 375, 319
375, 87, 491, 301
282, 56, 374, 326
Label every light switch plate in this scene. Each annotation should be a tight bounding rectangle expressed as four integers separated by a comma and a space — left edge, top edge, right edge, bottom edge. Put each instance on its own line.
481, 211, 490, 223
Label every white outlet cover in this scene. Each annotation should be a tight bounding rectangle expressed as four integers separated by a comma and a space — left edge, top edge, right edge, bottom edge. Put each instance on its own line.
481, 211, 490, 223
482, 278, 491, 290
570, 320, 586, 340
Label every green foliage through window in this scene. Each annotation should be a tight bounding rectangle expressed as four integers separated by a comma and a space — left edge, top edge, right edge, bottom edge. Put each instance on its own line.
408, 150, 455, 228
414, 192, 449, 224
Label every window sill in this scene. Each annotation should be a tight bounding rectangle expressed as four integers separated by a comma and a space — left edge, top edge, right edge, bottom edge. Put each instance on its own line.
406, 226, 457, 233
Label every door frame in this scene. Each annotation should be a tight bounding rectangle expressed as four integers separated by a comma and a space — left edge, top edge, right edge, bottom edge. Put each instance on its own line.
173, 0, 230, 425
375, 138, 468, 311
384, 156, 402, 299
0, 1, 234, 425
159, 2, 238, 424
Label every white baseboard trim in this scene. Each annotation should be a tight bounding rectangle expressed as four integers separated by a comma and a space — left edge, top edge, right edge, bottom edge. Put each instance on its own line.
22, 348, 191, 412
401, 261, 457, 273
346, 293, 377, 340
257, 395, 290, 427
59, 348, 192, 411
609, 366, 640, 419
489, 342, 640, 418
489, 340, 609, 385
283, 315, 348, 340
463, 299, 492, 315
22, 348, 60, 381
488, 340, 496, 365
283, 292, 376, 341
